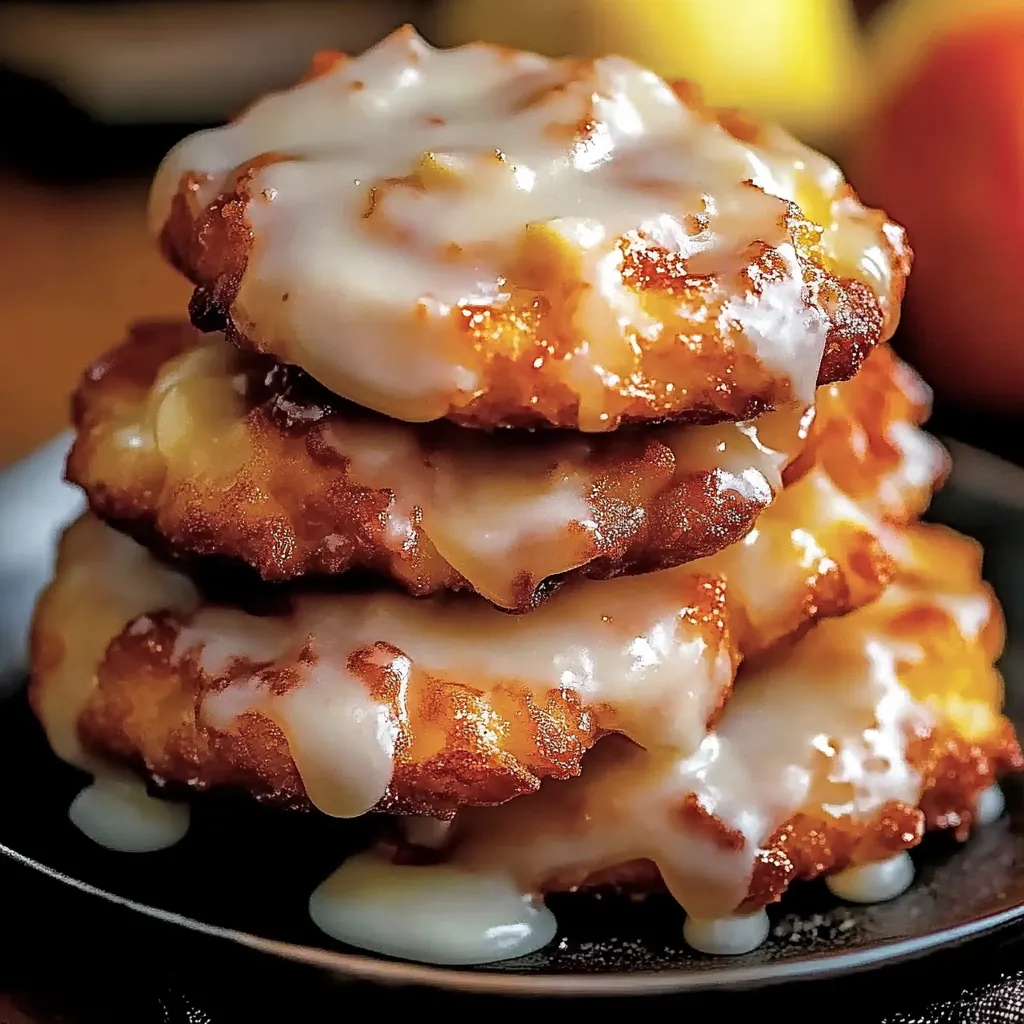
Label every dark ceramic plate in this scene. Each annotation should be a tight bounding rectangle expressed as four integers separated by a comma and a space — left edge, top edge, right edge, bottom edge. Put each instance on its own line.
1, 434, 1023, 997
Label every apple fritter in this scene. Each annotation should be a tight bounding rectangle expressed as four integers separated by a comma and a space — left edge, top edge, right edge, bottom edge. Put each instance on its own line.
150, 28, 910, 431
30, 515, 735, 817
67, 322, 944, 612
413, 522, 1022, 921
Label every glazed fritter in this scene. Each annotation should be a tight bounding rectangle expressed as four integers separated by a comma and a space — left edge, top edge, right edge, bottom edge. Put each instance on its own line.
150, 27, 910, 431
67, 322, 943, 612
422, 522, 1022, 920
30, 455, 913, 820
30, 515, 735, 817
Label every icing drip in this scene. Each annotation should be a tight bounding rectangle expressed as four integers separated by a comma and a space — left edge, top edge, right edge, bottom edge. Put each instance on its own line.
180, 567, 738, 817
825, 852, 915, 904
683, 910, 771, 956
975, 784, 1005, 826
69, 774, 190, 853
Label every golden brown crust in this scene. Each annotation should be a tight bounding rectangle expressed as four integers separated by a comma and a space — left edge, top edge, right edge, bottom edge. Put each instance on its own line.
155, 70, 911, 431
67, 323, 939, 610
566, 724, 1023, 909
784, 341, 948, 503
77, 612, 601, 815
82, 613, 322, 809
745, 725, 1023, 910
166, 181, 893, 431
66, 322, 767, 610
27, 514, 944, 822
539, 528, 1024, 909
31, 510, 1018, 848
360, 523, 1020, 912
58, 559, 734, 818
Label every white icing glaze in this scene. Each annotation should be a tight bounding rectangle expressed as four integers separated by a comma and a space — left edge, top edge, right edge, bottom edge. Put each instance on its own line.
181, 564, 735, 818
201, 645, 399, 819
683, 910, 770, 955
401, 816, 454, 849
321, 398, 794, 607
825, 852, 915, 904
880, 419, 947, 515
149, 28, 896, 424
31, 515, 200, 770
122, 329, 801, 610
695, 466, 880, 648
322, 416, 591, 555
446, 597, 934, 920
309, 853, 557, 964
975, 784, 1005, 826
68, 774, 190, 853
931, 590, 994, 644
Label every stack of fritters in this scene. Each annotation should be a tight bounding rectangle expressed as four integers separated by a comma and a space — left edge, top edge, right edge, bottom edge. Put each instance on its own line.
29, 27, 1023, 961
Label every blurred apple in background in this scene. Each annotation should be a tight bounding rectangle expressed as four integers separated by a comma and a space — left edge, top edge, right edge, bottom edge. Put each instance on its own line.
432, 0, 867, 147
855, 0, 1024, 415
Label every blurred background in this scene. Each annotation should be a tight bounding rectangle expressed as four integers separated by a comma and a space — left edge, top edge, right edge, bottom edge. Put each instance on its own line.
0, 0, 1020, 467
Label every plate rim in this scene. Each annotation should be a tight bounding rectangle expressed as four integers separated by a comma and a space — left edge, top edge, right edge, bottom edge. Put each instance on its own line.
2, 434, 1024, 996
3, 836, 1023, 997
